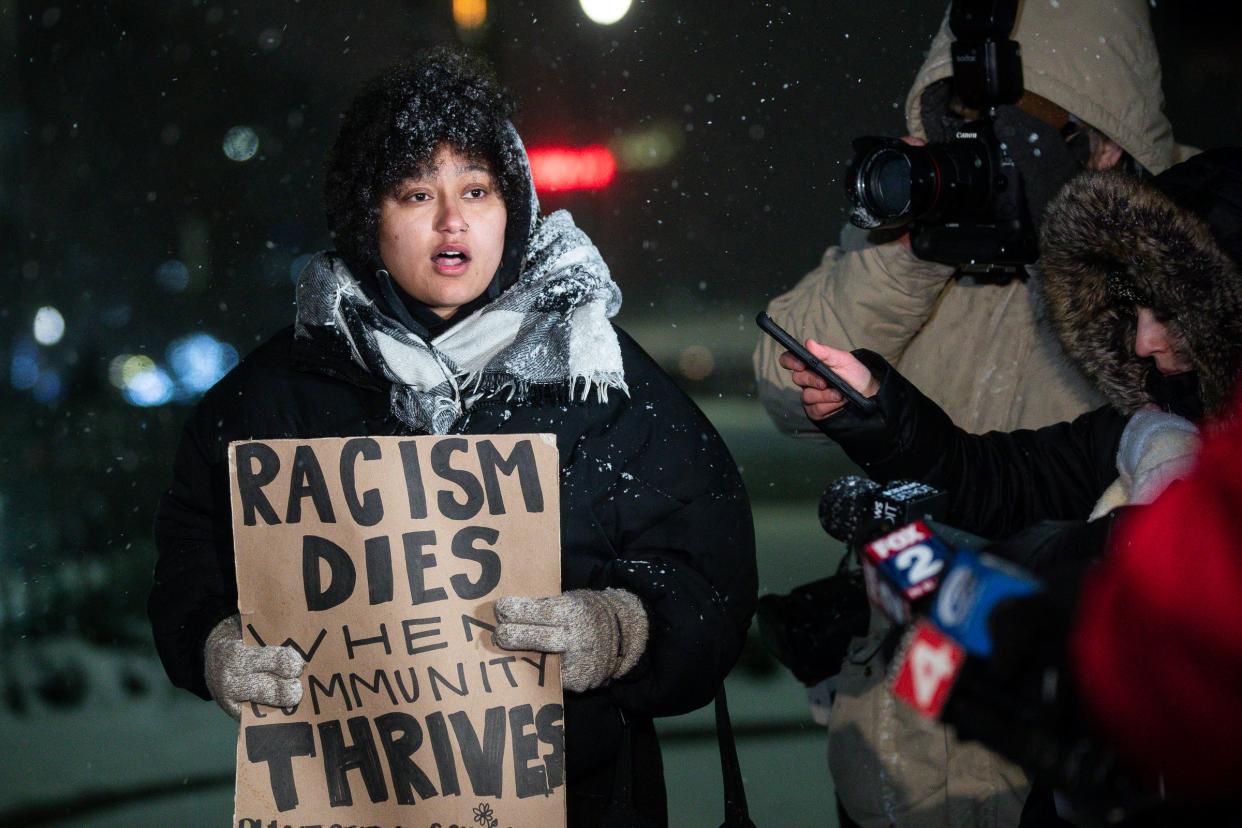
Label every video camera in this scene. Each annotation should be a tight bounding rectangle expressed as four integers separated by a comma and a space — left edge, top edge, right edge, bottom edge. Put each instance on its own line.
844, 0, 1039, 269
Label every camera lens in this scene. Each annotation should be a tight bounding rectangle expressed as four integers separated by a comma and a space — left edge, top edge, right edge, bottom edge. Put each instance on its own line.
846, 138, 930, 228
846, 134, 994, 230
864, 149, 913, 220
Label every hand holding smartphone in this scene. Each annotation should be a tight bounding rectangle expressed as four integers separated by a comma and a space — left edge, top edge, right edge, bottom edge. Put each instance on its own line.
756, 312, 879, 416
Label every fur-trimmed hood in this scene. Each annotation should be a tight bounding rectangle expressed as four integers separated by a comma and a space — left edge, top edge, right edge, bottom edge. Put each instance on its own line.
1039, 150, 1242, 416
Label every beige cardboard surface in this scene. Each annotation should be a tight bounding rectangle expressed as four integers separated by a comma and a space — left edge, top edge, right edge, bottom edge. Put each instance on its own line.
227, 434, 564, 828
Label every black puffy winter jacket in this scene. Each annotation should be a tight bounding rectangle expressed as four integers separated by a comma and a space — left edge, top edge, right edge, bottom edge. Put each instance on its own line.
149, 324, 757, 824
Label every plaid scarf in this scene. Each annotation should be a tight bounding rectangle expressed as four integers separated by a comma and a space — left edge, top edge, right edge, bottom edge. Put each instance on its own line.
294, 210, 627, 434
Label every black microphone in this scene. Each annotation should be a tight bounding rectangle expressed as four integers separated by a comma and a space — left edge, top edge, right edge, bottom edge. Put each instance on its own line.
818, 475, 881, 542
870, 479, 950, 526
819, 475, 953, 545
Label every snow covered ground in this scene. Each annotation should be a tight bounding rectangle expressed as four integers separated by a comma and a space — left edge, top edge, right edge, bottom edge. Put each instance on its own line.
0, 638, 234, 823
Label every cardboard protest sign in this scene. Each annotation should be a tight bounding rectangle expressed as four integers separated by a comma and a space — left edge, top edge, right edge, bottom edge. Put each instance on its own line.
227, 434, 565, 828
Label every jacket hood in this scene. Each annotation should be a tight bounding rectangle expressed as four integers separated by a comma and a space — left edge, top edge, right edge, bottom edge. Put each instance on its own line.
906, 0, 1175, 175
1039, 149, 1242, 417
490, 121, 541, 296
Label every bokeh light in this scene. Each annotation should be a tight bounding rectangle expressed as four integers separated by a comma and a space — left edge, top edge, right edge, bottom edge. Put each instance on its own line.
222, 125, 260, 161
10, 337, 40, 389
32, 371, 63, 404
155, 259, 190, 292
678, 345, 716, 381
123, 364, 175, 407
33, 306, 65, 345
453, 0, 487, 30
527, 145, 617, 193
166, 332, 239, 395
109, 354, 155, 390
579, 0, 632, 25
612, 123, 683, 171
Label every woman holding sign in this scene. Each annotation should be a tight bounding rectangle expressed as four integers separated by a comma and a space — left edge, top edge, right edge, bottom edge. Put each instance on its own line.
149, 49, 756, 826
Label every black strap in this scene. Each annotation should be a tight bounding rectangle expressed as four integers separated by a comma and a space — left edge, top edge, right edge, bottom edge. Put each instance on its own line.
603, 711, 657, 828
606, 693, 756, 827
715, 687, 757, 827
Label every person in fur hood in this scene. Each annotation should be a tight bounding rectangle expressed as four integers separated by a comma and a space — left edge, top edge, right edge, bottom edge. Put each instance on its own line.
757, 4, 1194, 823
780, 147, 1242, 566
777, 147, 1242, 825
148, 48, 756, 827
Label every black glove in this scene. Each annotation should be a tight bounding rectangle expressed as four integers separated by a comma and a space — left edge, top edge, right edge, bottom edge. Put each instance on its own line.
985, 516, 1127, 576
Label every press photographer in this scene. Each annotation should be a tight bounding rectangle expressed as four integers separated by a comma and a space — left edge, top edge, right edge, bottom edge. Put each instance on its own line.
756, 11, 1191, 813
756, 0, 1188, 439
776, 148, 1242, 826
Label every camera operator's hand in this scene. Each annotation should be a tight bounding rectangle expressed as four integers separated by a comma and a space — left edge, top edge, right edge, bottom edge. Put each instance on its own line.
777, 339, 878, 420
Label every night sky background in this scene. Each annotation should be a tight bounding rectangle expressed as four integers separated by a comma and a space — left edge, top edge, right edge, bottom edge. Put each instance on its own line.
2, 0, 1240, 822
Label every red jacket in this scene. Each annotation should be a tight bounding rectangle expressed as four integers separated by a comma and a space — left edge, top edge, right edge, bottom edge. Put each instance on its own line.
1072, 395, 1242, 796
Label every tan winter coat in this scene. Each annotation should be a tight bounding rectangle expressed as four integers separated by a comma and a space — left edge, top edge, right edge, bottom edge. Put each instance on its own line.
755, 0, 1180, 437
753, 2, 1181, 826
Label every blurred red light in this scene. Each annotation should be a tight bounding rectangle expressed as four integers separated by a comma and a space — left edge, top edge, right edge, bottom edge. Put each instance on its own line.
527, 145, 617, 193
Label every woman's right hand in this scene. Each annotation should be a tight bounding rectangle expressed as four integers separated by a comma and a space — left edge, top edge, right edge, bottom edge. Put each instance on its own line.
777, 339, 878, 421
204, 614, 305, 721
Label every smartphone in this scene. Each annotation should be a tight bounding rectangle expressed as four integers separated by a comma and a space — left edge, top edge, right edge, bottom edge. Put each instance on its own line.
756, 311, 878, 415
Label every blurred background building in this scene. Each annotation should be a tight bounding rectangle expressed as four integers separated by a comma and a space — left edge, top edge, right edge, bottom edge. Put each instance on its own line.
2, 0, 1238, 824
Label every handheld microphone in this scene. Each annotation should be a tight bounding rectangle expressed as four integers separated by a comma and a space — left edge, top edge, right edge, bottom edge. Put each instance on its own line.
890, 619, 968, 718
928, 548, 1041, 658
872, 522, 1157, 822
819, 476, 881, 542
870, 480, 950, 527
819, 475, 951, 545
886, 545, 1041, 715
861, 519, 954, 624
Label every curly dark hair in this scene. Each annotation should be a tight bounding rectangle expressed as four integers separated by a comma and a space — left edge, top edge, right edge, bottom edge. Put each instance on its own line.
324, 48, 521, 269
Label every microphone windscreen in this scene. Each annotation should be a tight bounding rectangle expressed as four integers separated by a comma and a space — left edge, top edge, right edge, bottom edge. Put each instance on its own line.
820, 475, 882, 542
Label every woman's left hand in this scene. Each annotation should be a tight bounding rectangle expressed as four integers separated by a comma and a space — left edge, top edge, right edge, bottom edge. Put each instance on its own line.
493, 589, 648, 693
1117, 409, 1199, 504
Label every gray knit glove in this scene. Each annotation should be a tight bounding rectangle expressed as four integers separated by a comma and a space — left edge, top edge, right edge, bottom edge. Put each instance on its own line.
204, 614, 306, 721
493, 589, 649, 693
1117, 409, 1199, 505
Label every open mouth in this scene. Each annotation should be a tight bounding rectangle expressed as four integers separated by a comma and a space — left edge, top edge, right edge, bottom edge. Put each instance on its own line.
432, 246, 471, 273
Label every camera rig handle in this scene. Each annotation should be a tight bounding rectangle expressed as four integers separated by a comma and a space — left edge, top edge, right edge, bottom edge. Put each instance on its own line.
949, 0, 1023, 111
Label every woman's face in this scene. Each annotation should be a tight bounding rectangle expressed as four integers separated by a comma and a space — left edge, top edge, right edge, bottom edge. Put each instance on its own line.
1134, 307, 1193, 375
377, 144, 508, 320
